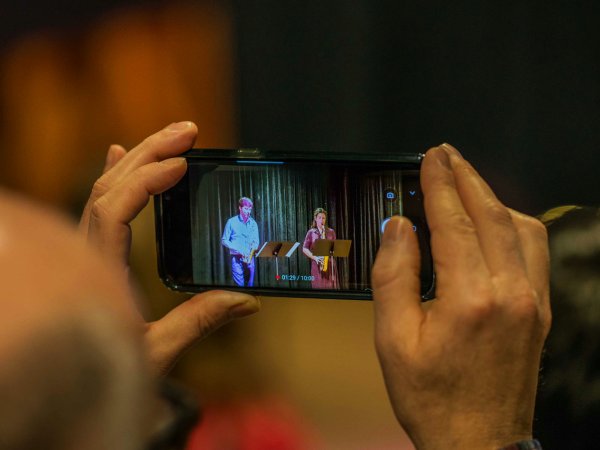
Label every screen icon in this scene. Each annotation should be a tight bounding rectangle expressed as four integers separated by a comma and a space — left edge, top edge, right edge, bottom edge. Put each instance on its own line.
380, 217, 391, 233
384, 188, 397, 202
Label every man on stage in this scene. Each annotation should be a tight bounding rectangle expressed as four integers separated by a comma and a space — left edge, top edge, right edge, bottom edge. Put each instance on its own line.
221, 197, 260, 287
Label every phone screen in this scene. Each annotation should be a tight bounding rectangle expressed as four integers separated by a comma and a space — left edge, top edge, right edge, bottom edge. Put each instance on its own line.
156, 154, 433, 299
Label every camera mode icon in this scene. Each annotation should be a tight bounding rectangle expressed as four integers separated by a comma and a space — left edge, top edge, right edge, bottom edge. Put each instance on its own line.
384, 188, 397, 202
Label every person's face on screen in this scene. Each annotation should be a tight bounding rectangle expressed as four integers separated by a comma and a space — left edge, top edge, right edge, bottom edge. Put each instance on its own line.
315, 212, 326, 229
239, 203, 252, 221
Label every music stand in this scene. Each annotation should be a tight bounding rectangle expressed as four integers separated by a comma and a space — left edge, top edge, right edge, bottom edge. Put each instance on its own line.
311, 239, 352, 278
256, 241, 300, 278
311, 239, 352, 258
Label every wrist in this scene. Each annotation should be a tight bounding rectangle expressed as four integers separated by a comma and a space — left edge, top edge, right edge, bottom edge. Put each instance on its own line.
413, 433, 535, 450
406, 415, 533, 450
499, 439, 542, 450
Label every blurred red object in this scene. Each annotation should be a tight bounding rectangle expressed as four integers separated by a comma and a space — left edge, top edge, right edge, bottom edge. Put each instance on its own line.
186, 397, 320, 450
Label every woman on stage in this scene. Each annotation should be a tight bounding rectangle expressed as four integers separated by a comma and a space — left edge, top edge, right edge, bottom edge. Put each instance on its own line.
302, 208, 339, 289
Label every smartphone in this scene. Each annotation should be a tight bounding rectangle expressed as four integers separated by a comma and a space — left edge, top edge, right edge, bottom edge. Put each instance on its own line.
154, 149, 434, 300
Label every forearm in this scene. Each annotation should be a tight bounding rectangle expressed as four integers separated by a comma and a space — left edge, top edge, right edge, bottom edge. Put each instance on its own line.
221, 239, 233, 251
302, 247, 315, 260
222, 239, 241, 254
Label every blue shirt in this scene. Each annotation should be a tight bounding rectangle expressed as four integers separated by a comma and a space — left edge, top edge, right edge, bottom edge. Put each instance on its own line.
221, 215, 259, 257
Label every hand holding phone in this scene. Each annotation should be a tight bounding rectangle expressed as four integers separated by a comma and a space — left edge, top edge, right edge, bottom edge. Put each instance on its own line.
79, 122, 260, 374
372, 145, 550, 448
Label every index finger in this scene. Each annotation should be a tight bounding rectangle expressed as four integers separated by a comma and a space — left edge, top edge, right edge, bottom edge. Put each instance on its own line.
104, 121, 197, 188
110, 121, 197, 184
80, 122, 197, 237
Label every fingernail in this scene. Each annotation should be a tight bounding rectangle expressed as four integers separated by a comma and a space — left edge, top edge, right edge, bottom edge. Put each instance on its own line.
436, 146, 452, 169
229, 295, 261, 318
105, 145, 118, 166
440, 142, 463, 158
161, 157, 186, 167
382, 216, 403, 244
166, 121, 192, 132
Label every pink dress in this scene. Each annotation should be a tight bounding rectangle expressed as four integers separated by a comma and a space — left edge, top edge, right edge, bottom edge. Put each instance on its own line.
302, 227, 339, 289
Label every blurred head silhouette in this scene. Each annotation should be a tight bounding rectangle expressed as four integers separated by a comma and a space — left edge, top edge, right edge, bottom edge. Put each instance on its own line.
0, 190, 155, 450
536, 205, 600, 450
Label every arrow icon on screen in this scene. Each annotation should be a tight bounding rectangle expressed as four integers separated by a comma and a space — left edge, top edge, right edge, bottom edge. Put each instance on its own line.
409, 190, 416, 196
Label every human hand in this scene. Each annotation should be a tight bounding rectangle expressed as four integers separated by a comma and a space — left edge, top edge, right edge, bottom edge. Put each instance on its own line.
371, 144, 550, 449
80, 122, 260, 375
314, 256, 325, 265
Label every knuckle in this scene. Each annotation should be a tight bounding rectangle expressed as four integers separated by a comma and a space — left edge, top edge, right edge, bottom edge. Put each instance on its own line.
371, 262, 385, 286
494, 280, 545, 324
91, 176, 110, 199
460, 284, 500, 322
515, 213, 549, 240
193, 290, 237, 333
456, 159, 477, 178
134, 162, 155, 179
443, 211, 476, 236
133, 162, 177, 194
195, 312, 221, 338
540, 302, 552, 336
142, 132, 159, 148
527, 216, 549, 240
427, 163, 455, 189
464, 298, 499, 323
122, 167, 154, 196
508, 285, 542, 320
371, 262, 398, 290
90, 196, 111, 224
484, 201, 513, 226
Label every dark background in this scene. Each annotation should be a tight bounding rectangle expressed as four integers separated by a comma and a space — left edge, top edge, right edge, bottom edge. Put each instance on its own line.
3, 1, 598, 215
234, 1, 600, 215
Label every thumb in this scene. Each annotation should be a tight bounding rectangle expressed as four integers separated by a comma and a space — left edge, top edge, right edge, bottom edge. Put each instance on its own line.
371, 216, 423, 347
145, 290, 261, 375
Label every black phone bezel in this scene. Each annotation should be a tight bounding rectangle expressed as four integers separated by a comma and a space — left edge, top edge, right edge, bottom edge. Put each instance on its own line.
154, 149, 435, 300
